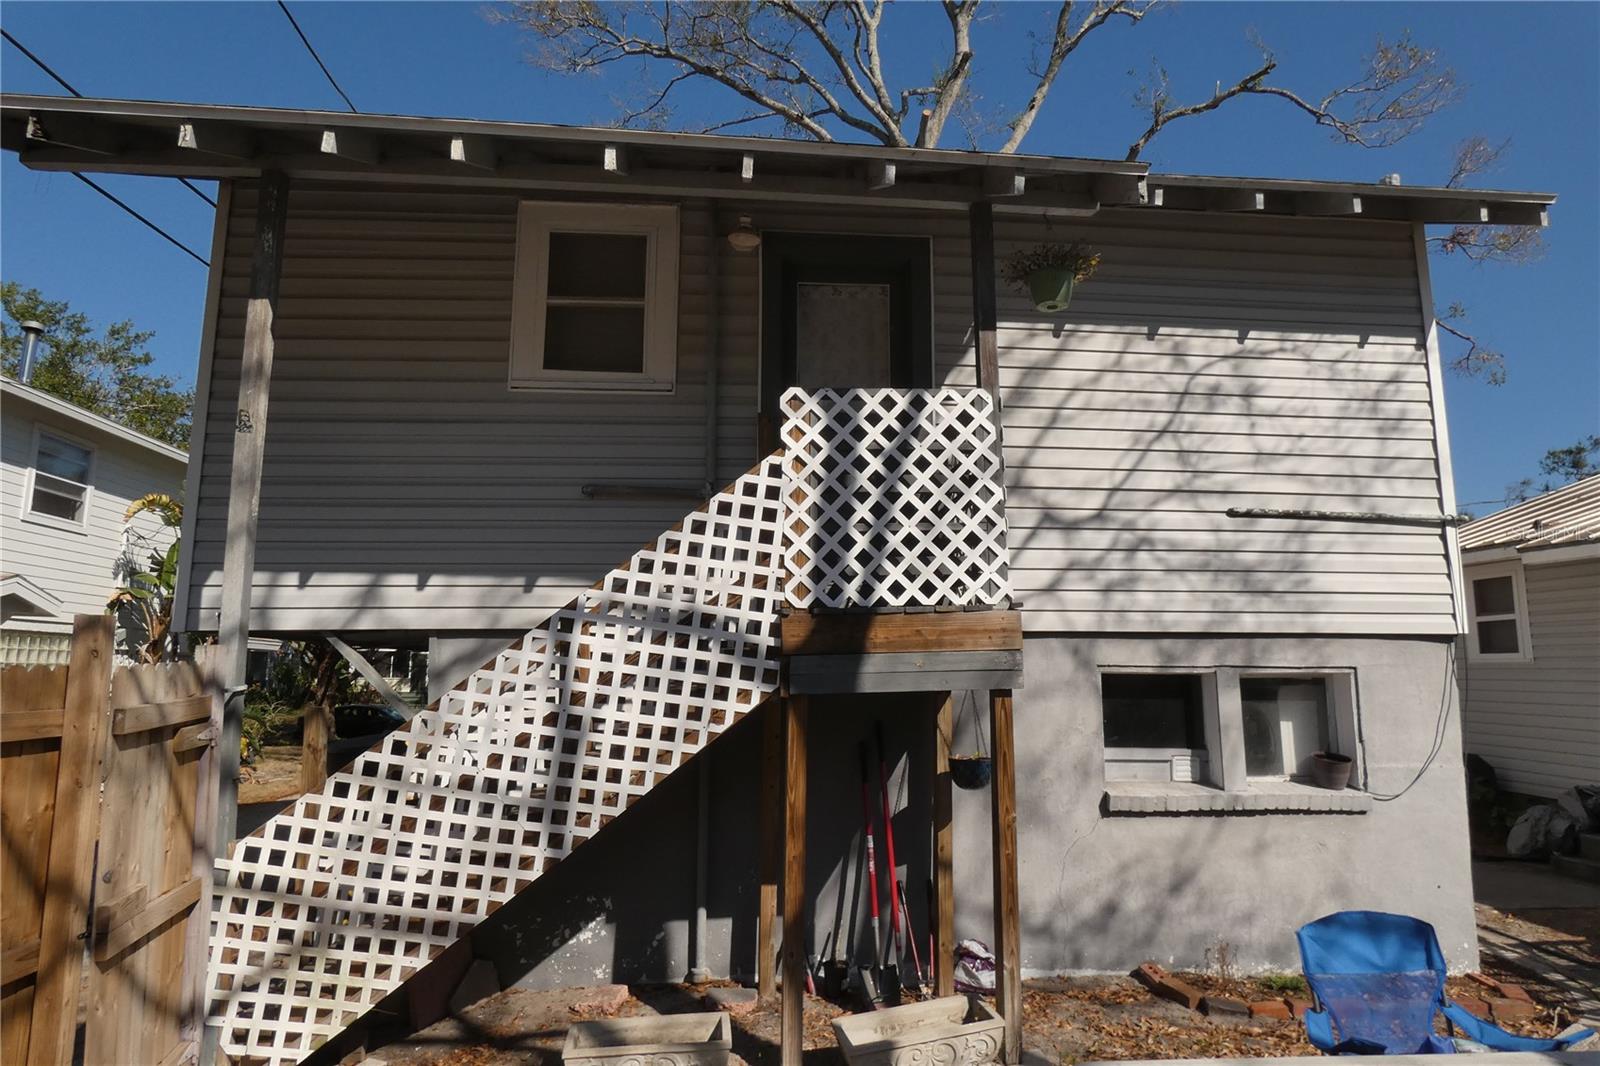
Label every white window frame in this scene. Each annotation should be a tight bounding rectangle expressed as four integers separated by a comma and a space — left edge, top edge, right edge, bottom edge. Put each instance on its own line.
22, 426, 95, 534
1464, 560, 1533, 661
509, 201, 679, 392
1235, 669, 1360, 785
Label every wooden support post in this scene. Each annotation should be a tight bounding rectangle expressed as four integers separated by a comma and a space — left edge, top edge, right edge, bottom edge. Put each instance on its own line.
27, 615, 115, 1066
215, 170, 289, 853
989, 689, 1021, 1065
758, 698, 783, 1000
933, 694, 955, 997
780, 695, 809, 1066
301, 695, 331, 794
968, 201, 1001, 397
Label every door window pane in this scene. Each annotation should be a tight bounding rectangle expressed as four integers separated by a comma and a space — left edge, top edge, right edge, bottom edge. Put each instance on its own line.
544, 306, 646, 373
1476, 619, 1520, 655
1101, 674, 1204, 750
795, 282, 892, 389
1242, 678, 1330, 778
547, 233, 648, 299
1473, 575, 1516, 617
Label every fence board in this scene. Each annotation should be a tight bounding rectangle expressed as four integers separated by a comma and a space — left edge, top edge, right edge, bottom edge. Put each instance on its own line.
0, 663, 70, 1065
83, 659, 209, 1066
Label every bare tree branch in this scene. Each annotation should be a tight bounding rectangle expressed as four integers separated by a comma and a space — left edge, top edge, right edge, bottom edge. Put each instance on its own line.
1445, 134, 1510, 188
773, 0, 904, 143
1125, 31, 1458, 160
999, 1, 1154, 153
1436, 304, 1506, 385
915, 0, 978, 147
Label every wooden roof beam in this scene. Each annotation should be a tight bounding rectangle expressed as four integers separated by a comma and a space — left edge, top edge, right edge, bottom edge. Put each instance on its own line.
1208, 188, 1265, 212
25, 112, 127, 155
177, 120, 254, 160
1293, 191, 1363, 217
320, 128, 380, 165
449, 134, 496, 170
1092, 173, 1147, 206
983, 167, 1026, 198
740, 151, 755, 183
1487, 202, 1550, 227
603, 143, 628, 175
868, 160, 896, 191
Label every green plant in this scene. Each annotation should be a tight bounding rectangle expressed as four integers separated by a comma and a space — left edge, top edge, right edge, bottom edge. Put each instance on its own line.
107, 493, 183, 663
240, 693, 301, 765
1258, 973, 1308, 994
1000, 239, 1102, 288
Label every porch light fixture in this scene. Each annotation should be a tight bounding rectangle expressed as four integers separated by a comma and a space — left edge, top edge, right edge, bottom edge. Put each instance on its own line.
727, 215, 761, 252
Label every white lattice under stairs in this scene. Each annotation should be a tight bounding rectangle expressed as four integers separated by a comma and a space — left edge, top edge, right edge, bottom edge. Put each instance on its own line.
207, 458, 786, 1064
780, 387, 1011, 609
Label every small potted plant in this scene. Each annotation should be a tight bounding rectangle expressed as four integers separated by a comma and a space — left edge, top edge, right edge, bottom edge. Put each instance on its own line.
1309, 751, 1354, 791
1002, 239, 1101, 313
943, 694, 993, 791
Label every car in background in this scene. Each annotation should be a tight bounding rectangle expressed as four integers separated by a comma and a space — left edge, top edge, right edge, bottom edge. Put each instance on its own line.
327, 703, 408, 772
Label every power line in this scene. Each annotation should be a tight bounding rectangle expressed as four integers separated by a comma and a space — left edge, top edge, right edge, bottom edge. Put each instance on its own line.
1, 27, 217, 208
72, 173, 209, 267
276, 1, 358, 113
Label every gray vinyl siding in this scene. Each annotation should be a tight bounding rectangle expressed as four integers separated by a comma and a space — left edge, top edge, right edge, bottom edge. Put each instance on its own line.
184, 180, 1456, 636
1459, 558, 1600, 797
1, 394, 184, 626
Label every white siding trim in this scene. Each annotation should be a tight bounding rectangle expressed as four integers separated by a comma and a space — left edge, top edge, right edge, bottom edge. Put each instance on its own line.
172, 180, 232, 636
1414, 223, 1467, 634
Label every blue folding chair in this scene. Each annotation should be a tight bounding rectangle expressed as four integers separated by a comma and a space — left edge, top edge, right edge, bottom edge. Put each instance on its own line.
1296, 910, 1593, 1054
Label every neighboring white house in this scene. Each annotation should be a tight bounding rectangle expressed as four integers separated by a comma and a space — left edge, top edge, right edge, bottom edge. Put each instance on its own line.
0, 377, 187, 663
1457, 475, 1600, 798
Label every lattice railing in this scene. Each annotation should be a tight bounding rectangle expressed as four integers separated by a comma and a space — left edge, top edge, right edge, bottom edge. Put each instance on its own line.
780, 387, 1011, 609
207, 458, 786, 1065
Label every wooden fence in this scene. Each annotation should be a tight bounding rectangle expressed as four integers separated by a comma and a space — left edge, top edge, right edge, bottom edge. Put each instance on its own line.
1, 615, 219, 1066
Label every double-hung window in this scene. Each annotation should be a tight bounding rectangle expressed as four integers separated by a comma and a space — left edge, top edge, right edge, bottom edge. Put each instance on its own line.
1465, 562, 1532, 660
27, 430, 94, 528
510, 202, 679, 391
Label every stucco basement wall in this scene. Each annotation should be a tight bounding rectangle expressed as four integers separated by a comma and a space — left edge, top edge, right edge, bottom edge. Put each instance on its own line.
455, 635, 1475, 991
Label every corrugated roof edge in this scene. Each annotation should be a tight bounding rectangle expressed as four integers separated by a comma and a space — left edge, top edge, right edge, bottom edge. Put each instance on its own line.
1459, 474, 1600, 552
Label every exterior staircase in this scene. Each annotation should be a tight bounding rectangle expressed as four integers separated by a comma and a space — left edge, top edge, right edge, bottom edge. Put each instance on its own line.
204, 387, 1009, 1065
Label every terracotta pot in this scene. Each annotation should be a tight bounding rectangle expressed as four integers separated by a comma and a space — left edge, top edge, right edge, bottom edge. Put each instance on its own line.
1026, 269, 1076, 312
950, 755, 993, 791
1310, 751, 1353, 791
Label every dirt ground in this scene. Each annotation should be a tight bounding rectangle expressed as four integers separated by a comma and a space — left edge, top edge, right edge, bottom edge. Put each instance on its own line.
238, 744, 304, 804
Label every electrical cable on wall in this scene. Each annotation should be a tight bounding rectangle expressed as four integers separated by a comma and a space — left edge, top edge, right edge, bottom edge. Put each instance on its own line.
1369, 640, 1459, 802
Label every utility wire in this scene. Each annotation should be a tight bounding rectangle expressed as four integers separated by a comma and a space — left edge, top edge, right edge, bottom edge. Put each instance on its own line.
1, 27, 217, 208
276, 1, 358, 113
72, 174, 209, 266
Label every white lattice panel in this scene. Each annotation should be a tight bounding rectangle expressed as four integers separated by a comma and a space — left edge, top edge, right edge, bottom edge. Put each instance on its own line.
207, 458, 786, 1064
781, 387, 1011, 609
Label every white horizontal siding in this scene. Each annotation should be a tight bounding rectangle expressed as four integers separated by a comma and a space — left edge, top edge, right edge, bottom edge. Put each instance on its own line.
184, 182, 1455, 637
1, 395, 184, 627
1459, 559, 1600, 797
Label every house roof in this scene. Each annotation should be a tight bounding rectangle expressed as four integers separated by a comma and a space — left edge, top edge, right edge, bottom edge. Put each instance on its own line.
0, 94, 1555, 225
1458, 475, 1600, 554
0, 572, 65, 619
1, 377, 188, 463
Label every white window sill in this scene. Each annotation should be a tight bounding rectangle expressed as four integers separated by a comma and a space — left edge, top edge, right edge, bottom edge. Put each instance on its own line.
1103, 779, 1371, 815
20, 511, 90, 536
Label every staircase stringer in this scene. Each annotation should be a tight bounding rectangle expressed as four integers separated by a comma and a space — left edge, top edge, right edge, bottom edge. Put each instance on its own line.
206, 454, 787, 1065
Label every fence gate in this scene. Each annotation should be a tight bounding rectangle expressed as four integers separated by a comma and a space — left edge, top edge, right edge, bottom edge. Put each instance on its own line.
0, 616, 218, 1066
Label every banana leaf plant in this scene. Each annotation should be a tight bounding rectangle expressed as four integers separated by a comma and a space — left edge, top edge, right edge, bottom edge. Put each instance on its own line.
107, 492, 183, 664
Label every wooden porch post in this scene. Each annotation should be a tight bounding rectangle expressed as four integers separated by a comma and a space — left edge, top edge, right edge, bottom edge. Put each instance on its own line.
758, 698, 784, 999
933, 693, 955, 996
989, 689, 1021, 1064
968, 201, 1000, 396
780, 695, 809, 1066
215, 171, 289, 850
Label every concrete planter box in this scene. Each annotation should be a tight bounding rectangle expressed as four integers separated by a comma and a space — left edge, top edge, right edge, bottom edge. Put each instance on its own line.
832, 995, 1004, 1066
563, 1012, 733, 1066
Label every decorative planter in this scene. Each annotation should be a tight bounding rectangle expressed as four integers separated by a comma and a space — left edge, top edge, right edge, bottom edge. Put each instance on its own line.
949, 755, 993, 791
1310, 752, 1353, 791
1026, 269, 1076, 312
563, 1012, 732, 1066
833, 994, 1003, 1066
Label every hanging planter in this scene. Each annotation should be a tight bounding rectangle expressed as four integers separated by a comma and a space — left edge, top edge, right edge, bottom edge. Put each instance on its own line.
943, 692, 993, 791
1002, 239, 1101, 313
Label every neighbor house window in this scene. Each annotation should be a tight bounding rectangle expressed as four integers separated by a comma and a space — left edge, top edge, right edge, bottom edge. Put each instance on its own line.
1466, 562, 1532, 660
27, 430, 93, 527
1241, 677, 1331, 779
509, 202, 679, 391
1101, 673, 1210, 783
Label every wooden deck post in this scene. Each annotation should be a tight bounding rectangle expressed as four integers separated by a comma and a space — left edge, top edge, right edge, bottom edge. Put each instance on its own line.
758, 698, 783, 1000
27, 615, 115, 1066
989, 689, 1021, 1064
968, 201, 1001, 397
780, 695, 809, 1066
215, 171, 289, 851
933, 693, 956, 997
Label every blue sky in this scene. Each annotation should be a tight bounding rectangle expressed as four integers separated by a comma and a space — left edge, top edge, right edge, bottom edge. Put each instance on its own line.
2, 1, 1596, 509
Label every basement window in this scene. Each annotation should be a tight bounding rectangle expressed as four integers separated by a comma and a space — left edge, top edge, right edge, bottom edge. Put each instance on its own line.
1101, 673, 1211, 784
26, 430, 94, 529
1466, 562, 1532, 660
1241, 676, 1332, 780
510, 202, 679, 392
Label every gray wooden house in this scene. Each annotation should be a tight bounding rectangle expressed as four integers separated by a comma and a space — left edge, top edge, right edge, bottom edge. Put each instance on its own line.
1, 94, 1557, 1066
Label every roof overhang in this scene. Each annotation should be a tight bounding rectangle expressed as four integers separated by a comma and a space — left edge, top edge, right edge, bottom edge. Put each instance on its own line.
0, 94, 1557, 225
1, 378, 188, 463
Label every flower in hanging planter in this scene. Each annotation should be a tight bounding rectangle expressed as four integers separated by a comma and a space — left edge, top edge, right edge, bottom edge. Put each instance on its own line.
1001, 239, 1102, 313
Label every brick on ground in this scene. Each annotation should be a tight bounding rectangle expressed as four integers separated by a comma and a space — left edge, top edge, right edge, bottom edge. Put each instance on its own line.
1130, 962, 1202, 1011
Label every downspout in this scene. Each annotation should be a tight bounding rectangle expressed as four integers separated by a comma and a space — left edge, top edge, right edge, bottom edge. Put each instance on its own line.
688, 199, 721, 984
